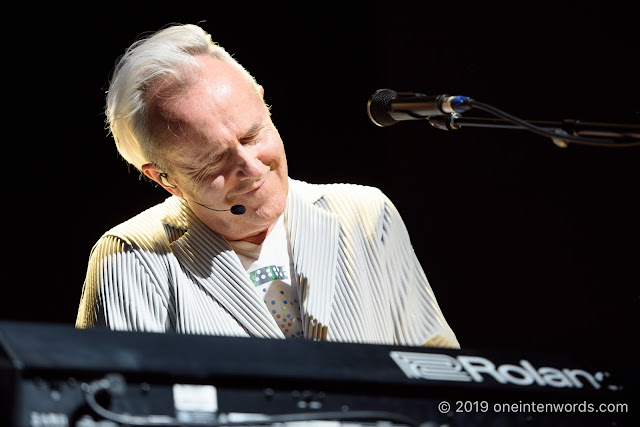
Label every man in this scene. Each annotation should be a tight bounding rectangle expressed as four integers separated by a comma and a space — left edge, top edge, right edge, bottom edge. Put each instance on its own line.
76, 24, 459, 348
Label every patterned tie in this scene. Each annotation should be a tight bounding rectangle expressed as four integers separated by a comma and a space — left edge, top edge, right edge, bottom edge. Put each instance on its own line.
248, 265, 303, 338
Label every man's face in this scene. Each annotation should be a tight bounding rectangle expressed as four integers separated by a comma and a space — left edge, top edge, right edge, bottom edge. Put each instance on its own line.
146, 55, 289, 242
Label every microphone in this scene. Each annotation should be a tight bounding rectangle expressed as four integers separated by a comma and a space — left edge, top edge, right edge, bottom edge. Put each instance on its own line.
159, 173, 246, 215
190, 199, 247, 215
367, 89, 472, 127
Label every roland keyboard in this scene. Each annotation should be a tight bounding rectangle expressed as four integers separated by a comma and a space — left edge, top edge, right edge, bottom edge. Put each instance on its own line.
1, 321, 636, 426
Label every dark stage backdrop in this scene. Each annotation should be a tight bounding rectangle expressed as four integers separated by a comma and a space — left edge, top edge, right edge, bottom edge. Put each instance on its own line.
7, 1, 638, 358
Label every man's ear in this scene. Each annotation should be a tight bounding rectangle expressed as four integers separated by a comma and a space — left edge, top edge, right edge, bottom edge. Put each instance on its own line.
258, 85, 264, 98
141, 163, 184, 198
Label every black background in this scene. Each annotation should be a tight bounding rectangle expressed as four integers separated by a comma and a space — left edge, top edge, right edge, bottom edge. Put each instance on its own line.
6, 1, 638, 358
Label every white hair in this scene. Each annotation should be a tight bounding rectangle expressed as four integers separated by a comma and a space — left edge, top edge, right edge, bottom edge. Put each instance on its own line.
105, 24, 259, 171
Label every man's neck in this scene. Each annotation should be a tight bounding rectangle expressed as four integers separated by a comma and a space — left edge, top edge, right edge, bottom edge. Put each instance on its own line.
231, 222, 277, 245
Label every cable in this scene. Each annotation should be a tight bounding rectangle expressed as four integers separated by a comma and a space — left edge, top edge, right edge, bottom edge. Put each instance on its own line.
82, 377, 421, 427
83, 379, 176, 426
466, 99, 640, 148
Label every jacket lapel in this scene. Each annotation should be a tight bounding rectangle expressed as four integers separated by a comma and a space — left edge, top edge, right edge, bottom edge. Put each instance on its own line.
161, 179, 341, 342
163, 198, 283, 338
285, 180, 340, 340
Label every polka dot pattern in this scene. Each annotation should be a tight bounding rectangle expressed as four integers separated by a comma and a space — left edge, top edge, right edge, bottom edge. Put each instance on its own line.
248, 265, 288, 287
249, 265, 303, 339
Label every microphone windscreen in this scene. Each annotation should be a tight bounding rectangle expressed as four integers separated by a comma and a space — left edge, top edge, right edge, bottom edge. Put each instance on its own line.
230, 205, 246, 215
367, 89, 398, 127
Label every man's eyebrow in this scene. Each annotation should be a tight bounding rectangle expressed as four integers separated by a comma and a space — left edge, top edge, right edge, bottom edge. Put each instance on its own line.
173, 150, 223, 174
193, 151, 226, 170
242, 120, 268, 138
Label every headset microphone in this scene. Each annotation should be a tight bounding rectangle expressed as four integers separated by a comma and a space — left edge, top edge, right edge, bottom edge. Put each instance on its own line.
230, 205, 247, 215
190, 199, 247, 215
189, 199, 247, 215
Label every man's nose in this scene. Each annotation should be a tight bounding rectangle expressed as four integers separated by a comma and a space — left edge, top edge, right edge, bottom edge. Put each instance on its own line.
234, 145, 265, 179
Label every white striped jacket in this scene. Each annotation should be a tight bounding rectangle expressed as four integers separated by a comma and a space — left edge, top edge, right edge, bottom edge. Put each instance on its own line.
76, 179, 459, 348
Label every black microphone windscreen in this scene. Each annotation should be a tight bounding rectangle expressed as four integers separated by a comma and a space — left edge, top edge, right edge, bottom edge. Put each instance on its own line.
230, 205, 246, 215
367, 89, 398, 127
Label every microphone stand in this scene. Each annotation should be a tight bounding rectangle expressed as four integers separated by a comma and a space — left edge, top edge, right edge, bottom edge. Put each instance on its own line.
429, 114, 640, 148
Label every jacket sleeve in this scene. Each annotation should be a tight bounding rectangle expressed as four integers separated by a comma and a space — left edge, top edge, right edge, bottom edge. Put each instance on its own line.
75, 234, 171, 333
381, 196, 460, 349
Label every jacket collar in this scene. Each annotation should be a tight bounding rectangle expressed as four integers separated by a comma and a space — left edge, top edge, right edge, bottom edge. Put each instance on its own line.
163, 197, 283, 338
163, 178, 339, 340
285, 179, 339, 340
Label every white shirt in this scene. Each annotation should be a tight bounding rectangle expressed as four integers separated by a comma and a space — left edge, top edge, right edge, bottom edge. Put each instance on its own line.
228, 215, 303, 338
